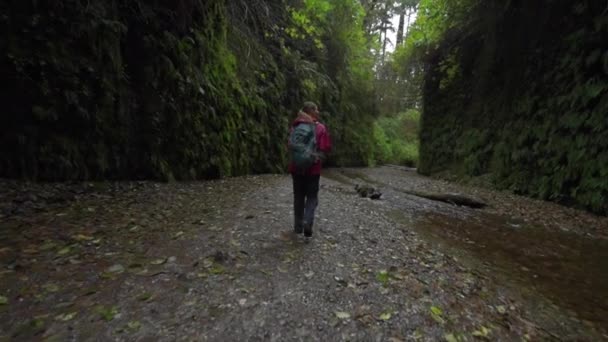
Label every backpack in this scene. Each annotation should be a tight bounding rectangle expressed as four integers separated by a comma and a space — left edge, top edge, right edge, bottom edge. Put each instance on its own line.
289, 123, 317, 173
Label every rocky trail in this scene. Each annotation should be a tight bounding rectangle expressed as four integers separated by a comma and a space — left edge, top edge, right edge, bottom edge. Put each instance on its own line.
1, 167, 607, 341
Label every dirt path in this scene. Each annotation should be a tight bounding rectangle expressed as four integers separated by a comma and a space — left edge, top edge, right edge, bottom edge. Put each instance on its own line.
1, 167, 607, 341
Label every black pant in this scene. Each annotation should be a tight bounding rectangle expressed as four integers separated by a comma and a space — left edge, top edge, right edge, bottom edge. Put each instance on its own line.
292, 174, 320, 229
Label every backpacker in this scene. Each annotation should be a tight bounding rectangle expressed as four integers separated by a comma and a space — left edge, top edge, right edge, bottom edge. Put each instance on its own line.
289, 122, 317, 173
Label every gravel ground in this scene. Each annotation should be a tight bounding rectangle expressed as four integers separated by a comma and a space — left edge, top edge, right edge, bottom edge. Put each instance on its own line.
0, 167, 606, 341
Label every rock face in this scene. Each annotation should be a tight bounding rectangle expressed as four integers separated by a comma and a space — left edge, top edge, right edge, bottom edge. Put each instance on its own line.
354, 184, 382, 200
419, 1, 607, 215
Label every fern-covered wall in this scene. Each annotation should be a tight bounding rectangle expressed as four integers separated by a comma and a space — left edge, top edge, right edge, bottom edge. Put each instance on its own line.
0, 0, 377, 181
419, 1, 608, 214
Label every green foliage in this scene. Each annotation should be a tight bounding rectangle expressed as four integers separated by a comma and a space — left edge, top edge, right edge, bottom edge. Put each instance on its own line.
373, 123, 392, 164
414, 0, 608, 214
287, 0, 378, 168
372, 109, 420, 166
0, 0, 380, 180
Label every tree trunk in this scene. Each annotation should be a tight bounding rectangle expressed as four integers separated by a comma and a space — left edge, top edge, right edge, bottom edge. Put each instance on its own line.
381, 24, 387, 63
405, 9, 412, 38
396, 10, 405, 46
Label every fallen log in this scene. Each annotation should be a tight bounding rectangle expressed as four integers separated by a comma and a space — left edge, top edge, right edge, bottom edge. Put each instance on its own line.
384, 164, 417, 172
403, 190, 487, 208
352, 181, 486, 208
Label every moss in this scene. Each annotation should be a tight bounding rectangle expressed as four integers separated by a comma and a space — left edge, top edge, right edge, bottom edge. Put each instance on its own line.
0, 0, 382, 181
419, 0, 608, 214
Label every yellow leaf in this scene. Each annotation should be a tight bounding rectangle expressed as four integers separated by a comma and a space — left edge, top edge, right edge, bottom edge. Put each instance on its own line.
472, 326, 491, 339
73, 234, 94, 241
150, 258, 167, 265
430, 306, 445, 324
444, 333, 458, 342
55, 312, 77, 321
335, 311, 351, 319
379, 312, 392, 321
57, 247, 71, 256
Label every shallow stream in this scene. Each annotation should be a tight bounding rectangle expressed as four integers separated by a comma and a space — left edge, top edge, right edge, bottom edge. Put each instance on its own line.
412, 211, 608, 328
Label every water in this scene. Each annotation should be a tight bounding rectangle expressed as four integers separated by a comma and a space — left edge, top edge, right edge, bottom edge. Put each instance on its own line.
412, 211, 608, 327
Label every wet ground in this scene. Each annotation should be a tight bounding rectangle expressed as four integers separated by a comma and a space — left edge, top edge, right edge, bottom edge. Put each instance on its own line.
0, 167, 607, 341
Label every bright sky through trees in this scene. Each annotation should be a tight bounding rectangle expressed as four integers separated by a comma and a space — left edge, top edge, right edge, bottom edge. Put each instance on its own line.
386, 11, 418, 53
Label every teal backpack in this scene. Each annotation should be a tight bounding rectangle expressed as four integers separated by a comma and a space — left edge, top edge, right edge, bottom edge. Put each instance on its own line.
289, 123, 317, 173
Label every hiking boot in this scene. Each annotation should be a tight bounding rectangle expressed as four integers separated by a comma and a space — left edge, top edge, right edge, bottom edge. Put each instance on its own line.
294, 224, 303, 234
303, 223, 313, 237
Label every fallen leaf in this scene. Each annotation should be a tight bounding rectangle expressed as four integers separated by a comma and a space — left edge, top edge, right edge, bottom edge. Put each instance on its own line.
392, 273, 405, 280
0, 270, 15, 277
278, 232, 292, 241
12, 318, 46, 337
106, 264, 125, 274
43, 284, 60, 293
210, 265, 225, 275
30, 318, 45, 330
172, 231, 184, 239
73, 234, 94, 242
430, 306, 443, 315
95, 305, 119, 321
444, 333, 458, 342
56, 247, 71, 256
83, 290, 97, 296
0, 295, 7, 305
40, 242, 57, 251
430, 306, 445, 324
496, 305, 507, 314
379, 312, 392, 321
376, 270, 390, 286
55, 312, 77, 321
202, 258, 215, 268
55, 301, 74, 309
150, 258, 167, 265
335, 311, 351, 319
127, 320, 141, 331
334, 276, 348, 287
134, 269, 150, 276
137, 293, 153, 302
472, 326, 491, 339
354, 305, 371, 319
